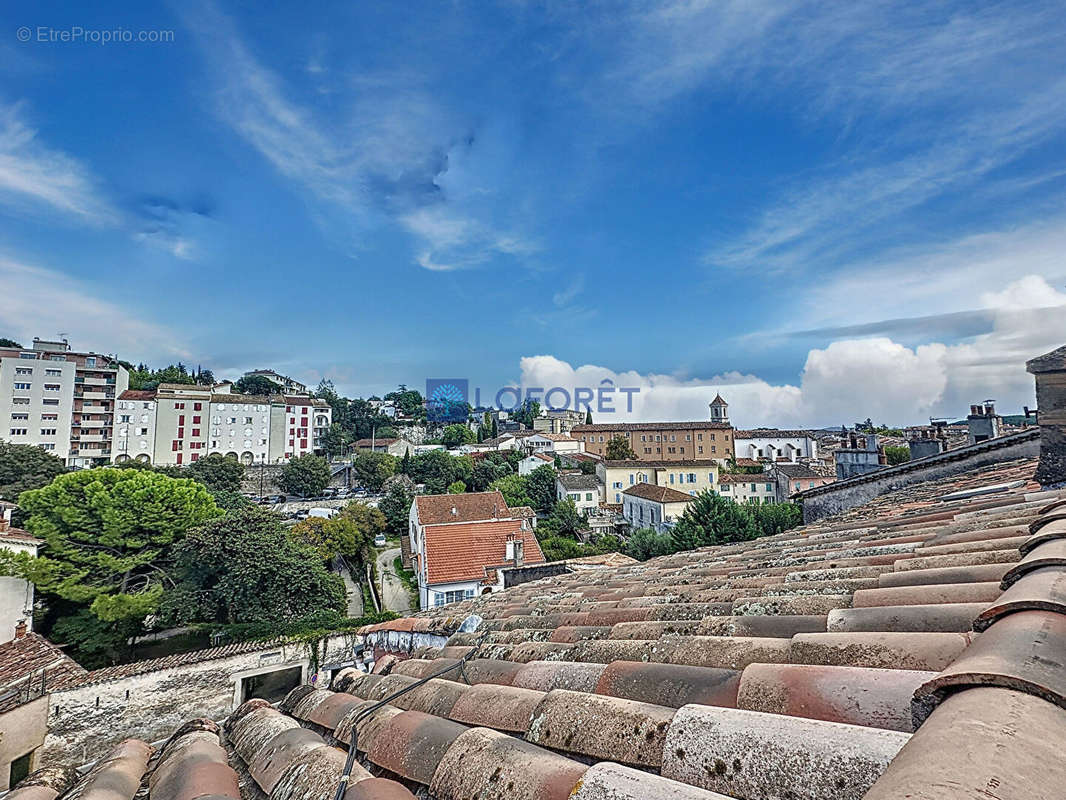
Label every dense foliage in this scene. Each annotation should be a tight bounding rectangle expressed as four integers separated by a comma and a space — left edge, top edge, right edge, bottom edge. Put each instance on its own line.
885, 445, 911, 465
126, 362, 212, 390
17, 468, 222, 623
279, 453, 331, 496
0, 442, 67, 501
165, 507, 346, 624
187, 453, 245, 493
605, 435, 637, 460
289, 501, 385, 565
442, 424, 475, 448
233, 375, 283, 395
379, 478, 415, 536
351, 451, 395, 491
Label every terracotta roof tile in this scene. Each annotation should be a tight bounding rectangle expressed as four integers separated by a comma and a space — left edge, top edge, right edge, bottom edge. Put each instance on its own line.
423, 519, 544, 584
621, 483, 694, 503
414, 491, 510, 525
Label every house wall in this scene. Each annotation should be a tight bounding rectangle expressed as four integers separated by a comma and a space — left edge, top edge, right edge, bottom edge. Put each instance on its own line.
0, 539, 36, 643
734, 435, 817, 462
556, 481, 600, 515
0, 695, 48, 790
574, 425, 734, 461
38, 635, 356, 768
114, 398, 157, 463
801, 430, 1041, 522
719, 478, 777, 504
424, 579, 483, 609
597, 463, 718, 504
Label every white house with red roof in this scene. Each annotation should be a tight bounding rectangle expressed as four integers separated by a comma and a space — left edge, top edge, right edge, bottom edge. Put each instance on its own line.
408, 491, 544, 608
0, 502, 41, 644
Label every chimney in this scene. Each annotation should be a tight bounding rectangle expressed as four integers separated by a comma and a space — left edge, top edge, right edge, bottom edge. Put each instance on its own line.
1027, 344, 1066, 487
14, 619, 27, 640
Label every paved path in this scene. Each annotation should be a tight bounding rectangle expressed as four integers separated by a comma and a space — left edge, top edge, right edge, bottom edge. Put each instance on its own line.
376, 547, 413, 613
333, 557, 364, 617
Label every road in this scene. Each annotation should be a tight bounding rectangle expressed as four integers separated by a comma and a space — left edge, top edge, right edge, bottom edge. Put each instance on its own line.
376, 547, 413, 613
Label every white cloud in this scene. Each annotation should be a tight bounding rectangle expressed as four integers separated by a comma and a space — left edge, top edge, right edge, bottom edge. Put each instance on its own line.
519, 275, 1064, 427
0, 102, 116, 224
0, 256, 190, 361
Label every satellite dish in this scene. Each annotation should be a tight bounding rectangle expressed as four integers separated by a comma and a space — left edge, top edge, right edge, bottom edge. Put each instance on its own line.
458, 614, 482, 633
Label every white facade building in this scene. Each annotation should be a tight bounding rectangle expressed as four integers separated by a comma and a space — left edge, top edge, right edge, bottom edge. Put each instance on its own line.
0, 503, 39, 644
115, 386, 331, 466
732, 430, 819, 463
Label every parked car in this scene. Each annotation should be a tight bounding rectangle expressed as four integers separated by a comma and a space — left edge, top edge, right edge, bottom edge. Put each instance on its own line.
374, 534, 387, 547
335, 488, 350, 499
262, 494, 285, 505
308, 507, 339, 520
321, 488, 337, 499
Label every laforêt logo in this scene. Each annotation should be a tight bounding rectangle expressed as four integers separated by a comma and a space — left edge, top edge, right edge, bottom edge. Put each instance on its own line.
426, 379, 469, 422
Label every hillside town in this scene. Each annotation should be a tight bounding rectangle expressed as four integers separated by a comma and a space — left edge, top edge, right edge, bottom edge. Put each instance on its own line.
0, 333, 1061, 800
4, 3, 1065, 799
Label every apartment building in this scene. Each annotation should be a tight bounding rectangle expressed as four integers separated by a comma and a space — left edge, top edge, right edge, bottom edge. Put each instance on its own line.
114, 386, 331, 466
571, 421, 734, 462
0, 338, 128, 467
733, 429, 819, 463
717, 473, 778, 504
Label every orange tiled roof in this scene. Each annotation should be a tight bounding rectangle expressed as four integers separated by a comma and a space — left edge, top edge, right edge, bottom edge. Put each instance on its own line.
414, 491, 510, 525
422, 518, 544, 584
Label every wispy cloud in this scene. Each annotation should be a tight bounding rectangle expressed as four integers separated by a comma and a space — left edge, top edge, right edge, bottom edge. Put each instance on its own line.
0, 255, 191, 360
184, 3, 537, 271
0, 101, 117, 224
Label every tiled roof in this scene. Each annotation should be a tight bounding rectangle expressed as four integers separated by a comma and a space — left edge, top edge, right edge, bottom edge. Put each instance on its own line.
414, 491, 510, 525
557, 473, 600, 492
573, 421, 732, 432
717, 473, 759, 484
0, 634, 86, 711
423, 519, 544, 584
773, 463, 823, 478
734, 429, 816, 438
733, 457, 761, 467
622, 483, 694, 503
22, 448, 1066, 800
602, 458, 722, 468
118, 389, 156, 400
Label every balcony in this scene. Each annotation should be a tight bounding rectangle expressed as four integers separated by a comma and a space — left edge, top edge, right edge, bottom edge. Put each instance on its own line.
79, 390, 111, 400
79, 433, 107, 442
79, 419, 109, 428
78, 404, 109, 414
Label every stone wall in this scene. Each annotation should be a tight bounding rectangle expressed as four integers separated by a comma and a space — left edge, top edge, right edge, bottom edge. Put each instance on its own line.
239, 464, 285, 495
39, 635, 357, 767
800, 430, 1040, 523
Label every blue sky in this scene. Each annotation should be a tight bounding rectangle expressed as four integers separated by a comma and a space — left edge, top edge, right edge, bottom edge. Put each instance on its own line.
3, 1, 1066, 426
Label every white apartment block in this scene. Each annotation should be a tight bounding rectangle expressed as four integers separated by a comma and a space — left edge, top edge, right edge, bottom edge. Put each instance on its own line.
1, 338, 129, 467
115, 384, 331, 466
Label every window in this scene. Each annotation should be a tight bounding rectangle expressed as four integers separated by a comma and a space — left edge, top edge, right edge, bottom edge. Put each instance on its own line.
192, 416, 201, 424
138, 427, 149, 435
12, 398, 29, 406
120, 415, 131, 422
669, 474, 675, 484
45, 368, 61, 376
174, 402, 185, 409
688, 473, 696, 483
194, 402, 202, 411
13, 382, 31, 390
192, 429, 201, 437
40, 443, 55, 451
9, 428, 27, 435
86, 357, 96, 366
43, 398, 59, 406
40, 428, 56, 435
245, 416, 253, 424
585, 492, 593, 501
766, 484, 773, 491
697, 446, 704, 454
44, 383, 60, 391
15, 367, 32, 375
10, 413, 28, 420
18, 352, 35, 359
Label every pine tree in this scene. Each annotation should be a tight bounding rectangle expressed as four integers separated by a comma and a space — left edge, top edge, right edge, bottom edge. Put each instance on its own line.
585, 409, 593, 424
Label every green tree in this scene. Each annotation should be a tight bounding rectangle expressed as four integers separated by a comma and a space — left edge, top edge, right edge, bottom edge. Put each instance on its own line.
547, 498, 582, 536
0, 442, 67, 501
411, 449, 473, 494
670, 491, 758, 551
748, 502, 803, 537
319, 423, 350, 458
209, 490, 256, 515
526, 464, 558, 513
127, 363, 197, 391
469, 458, 512, 492
885, 445, 911, 466
351, 451, 396, 491
584, 409, 593, 424
399, 449, 413, 476
490, 473, 532, 508
442, 424, 475, 448
49, 608, 141, 668
17, 468, 222, 623
379, 480, 415, 536
606, 435, 637, 460
164, 508, 345, 624
290, 515, 372, 563
187, 453, 245, 493
339, 501, 386, 542
0, 337, 22, 348
625, 527, 676, 561
279, 454, 331, 497
233, 375, 283, 395
447, 480, 466, 494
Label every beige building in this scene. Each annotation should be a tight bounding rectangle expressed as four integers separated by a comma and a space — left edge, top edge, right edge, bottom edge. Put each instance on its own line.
572, 421, 734, 462
596, 459, 719, 504
717, 473, 778, 504
621, 482, 695, 532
